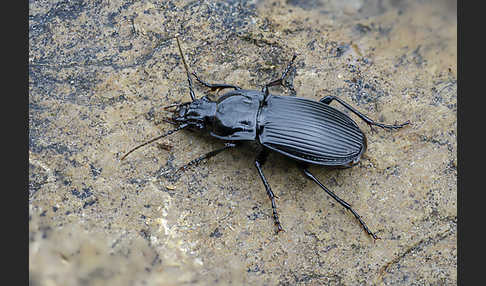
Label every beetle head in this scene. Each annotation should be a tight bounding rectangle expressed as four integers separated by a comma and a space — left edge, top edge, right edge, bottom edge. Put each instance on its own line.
172, 96, 216, 129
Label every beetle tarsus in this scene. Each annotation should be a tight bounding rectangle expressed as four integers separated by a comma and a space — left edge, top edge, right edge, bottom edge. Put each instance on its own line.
320, 96, 410, 131
369, 119, 410, 130
302, 167, 379, 240
255, 150, 284, 232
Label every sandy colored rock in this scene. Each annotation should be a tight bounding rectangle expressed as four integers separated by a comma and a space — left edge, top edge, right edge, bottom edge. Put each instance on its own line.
30, 0, 456, 285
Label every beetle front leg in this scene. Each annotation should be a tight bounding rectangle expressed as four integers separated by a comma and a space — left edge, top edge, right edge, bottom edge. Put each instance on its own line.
192, 72, 241, 91
301, 167, 379, 240
320, 96, 410, 130
255, 150, 284, 232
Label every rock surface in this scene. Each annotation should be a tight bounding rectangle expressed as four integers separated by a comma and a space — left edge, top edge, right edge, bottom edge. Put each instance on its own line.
30, 0, 456, 285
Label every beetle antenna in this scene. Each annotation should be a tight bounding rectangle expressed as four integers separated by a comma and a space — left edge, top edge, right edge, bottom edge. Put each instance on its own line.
175, 37, 196, 101
120, 123, 189, 160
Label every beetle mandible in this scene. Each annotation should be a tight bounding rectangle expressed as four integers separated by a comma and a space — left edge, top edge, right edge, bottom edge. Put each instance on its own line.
121, 37, 410, 240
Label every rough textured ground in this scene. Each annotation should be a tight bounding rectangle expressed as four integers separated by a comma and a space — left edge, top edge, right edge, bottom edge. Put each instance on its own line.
29, 0, 456, 285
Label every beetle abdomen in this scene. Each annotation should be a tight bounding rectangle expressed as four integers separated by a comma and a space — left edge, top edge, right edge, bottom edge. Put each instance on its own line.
258, 95, 366, 166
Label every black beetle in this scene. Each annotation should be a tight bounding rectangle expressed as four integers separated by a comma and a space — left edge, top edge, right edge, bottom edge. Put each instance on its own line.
121, 37, 409, 240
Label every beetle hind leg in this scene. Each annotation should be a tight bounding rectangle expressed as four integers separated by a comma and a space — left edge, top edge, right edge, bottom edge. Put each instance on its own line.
320, 95, 410, 130
255, 150, 284, 232
301, 167, 379, 240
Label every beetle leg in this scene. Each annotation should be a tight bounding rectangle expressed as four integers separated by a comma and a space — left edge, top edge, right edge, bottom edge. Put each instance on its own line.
301, 167, 379, 240
255, 150, 284, 232
319, 96, 410, 130
192, 72, 241, 91
262, 54, 297, 97
177, 143, 237, 173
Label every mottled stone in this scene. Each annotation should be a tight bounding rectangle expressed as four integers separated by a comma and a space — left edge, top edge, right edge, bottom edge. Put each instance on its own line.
30, 0, 456, 285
